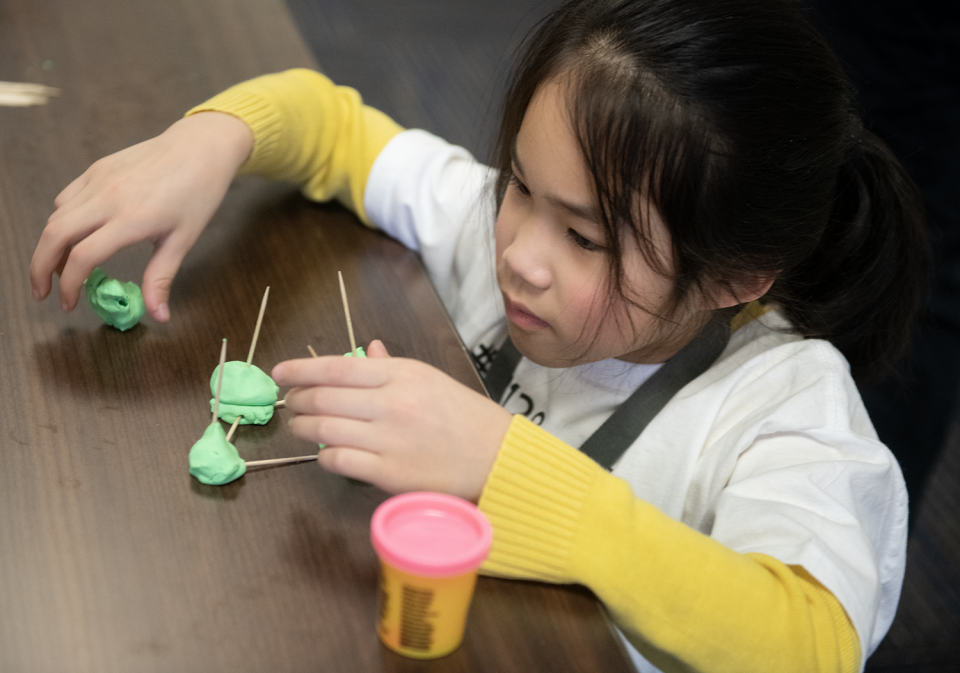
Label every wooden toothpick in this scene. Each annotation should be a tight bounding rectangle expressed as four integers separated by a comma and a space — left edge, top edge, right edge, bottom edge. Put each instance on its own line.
338, 271, 357, 356
244, 455, 318, 468
225, 415, 242, 442
246, 286, 270, 366
274, 399, 286, 408
212, 338, 227, 424
307, 345, 319, 358
0, 81, 59, 107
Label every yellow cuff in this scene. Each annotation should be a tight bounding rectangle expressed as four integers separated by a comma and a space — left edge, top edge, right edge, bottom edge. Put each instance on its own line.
187, 68, 403, 224
478, 415, 603, 582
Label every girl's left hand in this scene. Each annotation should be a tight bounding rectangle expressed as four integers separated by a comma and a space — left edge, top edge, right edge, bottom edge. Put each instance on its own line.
273, 340, 513, 501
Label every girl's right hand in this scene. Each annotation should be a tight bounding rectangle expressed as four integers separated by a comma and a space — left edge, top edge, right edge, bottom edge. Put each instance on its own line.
30, 111, 254, 322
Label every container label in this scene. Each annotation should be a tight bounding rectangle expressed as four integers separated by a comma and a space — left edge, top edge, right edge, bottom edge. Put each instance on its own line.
400, 585, 435, 650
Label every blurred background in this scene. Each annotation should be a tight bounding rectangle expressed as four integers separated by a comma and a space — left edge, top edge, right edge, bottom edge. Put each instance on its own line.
283, 1, 960, 670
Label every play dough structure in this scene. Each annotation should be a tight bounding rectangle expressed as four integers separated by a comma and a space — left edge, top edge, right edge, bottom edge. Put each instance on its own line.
189, 422, 246, 485
209, 361, 280, 425
84, 267, 145, 331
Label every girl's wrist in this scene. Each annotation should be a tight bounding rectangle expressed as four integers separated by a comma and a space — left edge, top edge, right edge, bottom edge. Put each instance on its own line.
169, 111, 254, 173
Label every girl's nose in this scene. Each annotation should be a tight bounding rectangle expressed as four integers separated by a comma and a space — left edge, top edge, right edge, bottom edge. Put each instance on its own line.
501, 222, 552, 291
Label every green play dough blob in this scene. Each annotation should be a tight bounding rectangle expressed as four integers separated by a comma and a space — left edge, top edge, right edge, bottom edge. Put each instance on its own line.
188, 422, 246, 485
84, 267, 146, 331
214, 402, 274, 425
209, 361, 279, 425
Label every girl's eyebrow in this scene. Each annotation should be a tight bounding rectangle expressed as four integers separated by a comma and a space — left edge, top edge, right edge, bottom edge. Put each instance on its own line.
511, 142, 601, 224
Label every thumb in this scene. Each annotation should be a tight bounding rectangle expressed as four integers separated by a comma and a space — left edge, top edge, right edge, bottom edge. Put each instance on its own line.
366, 339, 391, 358
142, 237, 189, 323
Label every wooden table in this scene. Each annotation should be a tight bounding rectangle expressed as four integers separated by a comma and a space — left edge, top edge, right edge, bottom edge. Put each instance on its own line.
0, 1, 634, 671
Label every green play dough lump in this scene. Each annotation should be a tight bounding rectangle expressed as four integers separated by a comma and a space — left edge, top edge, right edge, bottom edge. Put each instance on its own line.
188, 422, 246, 485
84, 267, 146, 331
209, 361, 279, 425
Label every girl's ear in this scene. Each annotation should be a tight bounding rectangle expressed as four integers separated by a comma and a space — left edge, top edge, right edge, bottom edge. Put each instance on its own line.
709, 274, 777, 310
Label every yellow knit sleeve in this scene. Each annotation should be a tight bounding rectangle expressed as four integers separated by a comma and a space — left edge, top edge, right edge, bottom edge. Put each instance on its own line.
478, 415, 862, 673
185, 68, 404, 224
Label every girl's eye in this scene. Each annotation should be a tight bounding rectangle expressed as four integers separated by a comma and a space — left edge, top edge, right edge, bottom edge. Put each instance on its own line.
567, 228, 602, 252
508, 174, 530, 196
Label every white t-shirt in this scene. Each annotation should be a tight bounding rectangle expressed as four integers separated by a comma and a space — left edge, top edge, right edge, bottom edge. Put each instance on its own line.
365, 129, 908, 670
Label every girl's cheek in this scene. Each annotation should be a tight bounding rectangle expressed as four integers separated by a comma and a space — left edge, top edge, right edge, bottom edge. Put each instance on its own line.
495, 187, 529, 253
494, 213, 514, 260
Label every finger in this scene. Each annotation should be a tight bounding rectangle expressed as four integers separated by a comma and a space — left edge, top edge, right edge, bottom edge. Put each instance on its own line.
288, 413, 376, 448
32, 187, 131, 304
366, 339, 391, 358
284, 385, 379, 420
316, 446, 385, 487
30, 207, 104, 301
272, 355, 390, 389
141, 233, 193, 322
54, 173, 90, 208
53, 247, 71, 278
56, 221, 148, 311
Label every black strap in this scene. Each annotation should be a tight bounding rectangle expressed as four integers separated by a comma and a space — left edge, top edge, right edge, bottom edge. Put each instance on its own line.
483, 338, 523, 402
482, 319, 730, 470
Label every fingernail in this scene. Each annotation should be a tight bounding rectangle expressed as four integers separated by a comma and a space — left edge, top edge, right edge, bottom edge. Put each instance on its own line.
156, 303, 170, 322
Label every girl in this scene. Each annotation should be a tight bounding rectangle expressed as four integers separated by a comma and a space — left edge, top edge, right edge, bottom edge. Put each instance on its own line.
30, 0, 927, 671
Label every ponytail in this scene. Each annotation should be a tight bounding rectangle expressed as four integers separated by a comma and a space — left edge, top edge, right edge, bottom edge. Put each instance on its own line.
770, 130, 930, 382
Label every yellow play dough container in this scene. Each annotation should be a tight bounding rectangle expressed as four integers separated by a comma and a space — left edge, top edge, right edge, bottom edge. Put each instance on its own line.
371, 493, 492, 659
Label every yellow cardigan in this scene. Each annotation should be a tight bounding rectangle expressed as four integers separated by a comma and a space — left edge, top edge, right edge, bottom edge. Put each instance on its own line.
188, 68, 862, 673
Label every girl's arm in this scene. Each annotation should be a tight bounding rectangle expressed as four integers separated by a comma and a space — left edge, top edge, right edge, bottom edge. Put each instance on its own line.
186, 68, 403, 225
31, 69, 401, 320
276, 346, 861, 672
480, 416, 862, 673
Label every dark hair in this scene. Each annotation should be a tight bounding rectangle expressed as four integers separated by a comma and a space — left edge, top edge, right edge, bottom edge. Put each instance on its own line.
493, 0, 929, 381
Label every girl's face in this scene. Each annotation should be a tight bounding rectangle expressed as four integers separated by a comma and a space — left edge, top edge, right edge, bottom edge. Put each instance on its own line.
495, 78, 711, 368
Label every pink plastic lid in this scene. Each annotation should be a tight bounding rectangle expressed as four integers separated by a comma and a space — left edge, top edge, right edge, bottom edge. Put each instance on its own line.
371, 492, 493, 577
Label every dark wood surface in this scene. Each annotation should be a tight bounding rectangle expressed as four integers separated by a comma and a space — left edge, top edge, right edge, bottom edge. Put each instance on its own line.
0, 0, 634, 671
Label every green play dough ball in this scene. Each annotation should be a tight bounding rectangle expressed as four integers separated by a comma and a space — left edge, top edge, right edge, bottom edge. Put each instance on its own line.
213, 402, 274, 425
189, 422, 246, 485
209, 361, 279, 425
84, 267, 145, 331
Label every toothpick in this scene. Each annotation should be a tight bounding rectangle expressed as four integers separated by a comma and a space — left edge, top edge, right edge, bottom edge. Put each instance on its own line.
225, 416, 242, 442
244, 455, 318, 468
0, 82, 59, 107
212, 338, 227, 424
338, 271, 357, 356
274, 399, 286, 408
307, 345, 319, 358
246, 286, 270, 366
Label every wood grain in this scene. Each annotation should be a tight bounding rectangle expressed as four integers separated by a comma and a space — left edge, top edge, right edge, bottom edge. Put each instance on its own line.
0, 0, 633, 671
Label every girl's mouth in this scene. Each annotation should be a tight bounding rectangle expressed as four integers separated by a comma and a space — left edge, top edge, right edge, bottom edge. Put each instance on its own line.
503, 294, 549, 331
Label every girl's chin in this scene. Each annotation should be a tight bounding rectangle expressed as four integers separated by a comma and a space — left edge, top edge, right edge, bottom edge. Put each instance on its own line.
507, 327, 582, 368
